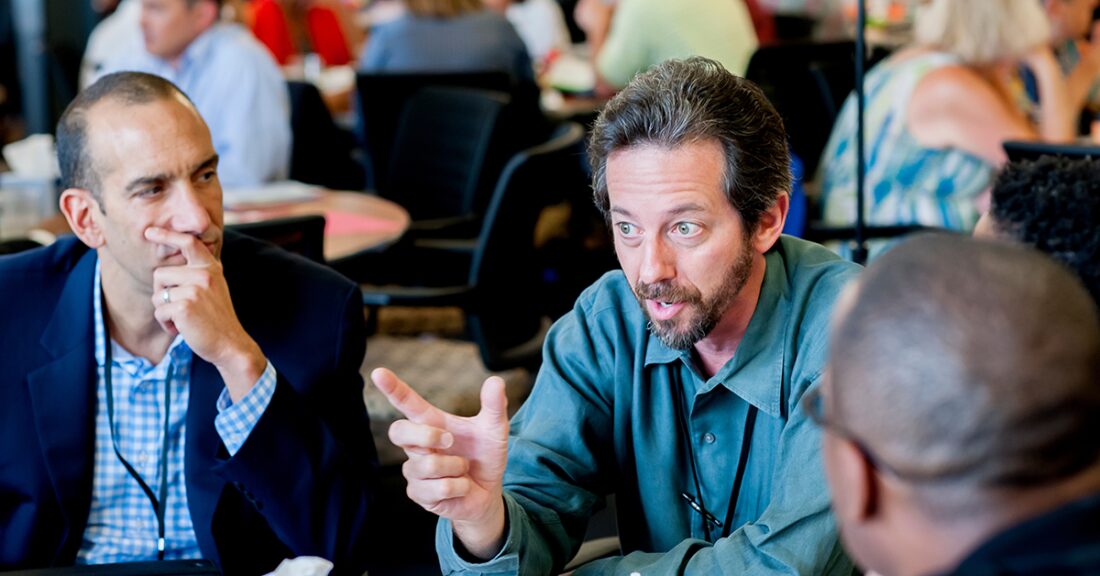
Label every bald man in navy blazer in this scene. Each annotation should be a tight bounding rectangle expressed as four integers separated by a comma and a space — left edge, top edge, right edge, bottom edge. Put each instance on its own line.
0, 72, 376, 574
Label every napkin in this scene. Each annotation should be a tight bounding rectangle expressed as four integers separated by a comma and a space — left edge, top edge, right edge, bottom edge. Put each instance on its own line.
2, 134, 59, 179
264, 556, 334, 576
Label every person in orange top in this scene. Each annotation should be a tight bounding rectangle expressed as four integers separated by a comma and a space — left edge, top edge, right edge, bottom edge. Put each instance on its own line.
246, 0, 362, 66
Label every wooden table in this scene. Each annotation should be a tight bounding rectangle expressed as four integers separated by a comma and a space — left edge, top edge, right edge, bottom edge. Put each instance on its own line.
33, 189, 410, 263
225, 189, 409, 261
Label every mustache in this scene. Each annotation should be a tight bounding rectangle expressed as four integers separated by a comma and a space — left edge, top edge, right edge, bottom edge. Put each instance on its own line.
634, 280, 701, 303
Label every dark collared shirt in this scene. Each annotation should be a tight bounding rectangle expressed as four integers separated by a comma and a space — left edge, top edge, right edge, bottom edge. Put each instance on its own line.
438, 235, 860, 575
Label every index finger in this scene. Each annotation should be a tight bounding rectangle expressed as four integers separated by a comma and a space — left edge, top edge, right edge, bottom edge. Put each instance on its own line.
371, 367, 442, 424
145, 227, 214, 266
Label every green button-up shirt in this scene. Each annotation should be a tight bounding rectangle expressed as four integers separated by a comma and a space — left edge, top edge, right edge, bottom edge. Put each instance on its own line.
438, 236, 861, 575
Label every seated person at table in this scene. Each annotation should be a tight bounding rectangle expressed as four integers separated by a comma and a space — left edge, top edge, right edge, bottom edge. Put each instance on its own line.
818, 0, 1075, 260
482, 0, 571, 73
99, 0, 292, 188
372, 57, 859, 575
573, 0, 758, 95
1039, 0, 1100, 127
974, 155, 1100, 305
248, 0, 363, 67
80, 0, 142, 89
0, 71, 376, 574
819, 234, 1100, 575
358, 0, 533, 83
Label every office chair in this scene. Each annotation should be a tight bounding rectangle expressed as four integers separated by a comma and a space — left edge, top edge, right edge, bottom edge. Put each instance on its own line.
285, 80, 365, 190
227, 214, 327, 264
383, 86, 511, 239
746, 40, 890, 179
0, 237, 44, 255
358, 122, 587, 372
355, 71, 514, 189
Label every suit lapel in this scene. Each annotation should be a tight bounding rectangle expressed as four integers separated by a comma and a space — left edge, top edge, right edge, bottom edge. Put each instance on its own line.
186, 356, 226, 566
26, 249, 98, 548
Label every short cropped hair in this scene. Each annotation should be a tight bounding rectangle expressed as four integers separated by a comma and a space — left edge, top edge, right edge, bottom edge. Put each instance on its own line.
56, 72, 193, 195
914, 0, 1050, 65
403, 0, 482, 18
988, 156, 1100, 307
830, 235, 1100, 506
587, 57, 792, 233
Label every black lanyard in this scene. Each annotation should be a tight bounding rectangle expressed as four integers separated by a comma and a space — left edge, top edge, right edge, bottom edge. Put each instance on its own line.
103, 321, 172, 560
671, 366, 758, 542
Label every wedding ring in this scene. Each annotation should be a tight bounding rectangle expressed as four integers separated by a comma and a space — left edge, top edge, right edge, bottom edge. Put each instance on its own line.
161, 288, 170, 304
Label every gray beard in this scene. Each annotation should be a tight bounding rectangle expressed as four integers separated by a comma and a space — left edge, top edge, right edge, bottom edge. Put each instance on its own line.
640, 240, 755, 350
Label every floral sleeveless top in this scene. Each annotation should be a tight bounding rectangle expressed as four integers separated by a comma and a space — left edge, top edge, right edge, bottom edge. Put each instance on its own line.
817, 51, 994, 259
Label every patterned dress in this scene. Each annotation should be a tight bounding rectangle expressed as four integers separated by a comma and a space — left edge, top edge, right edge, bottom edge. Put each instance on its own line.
817, 51, 995, 259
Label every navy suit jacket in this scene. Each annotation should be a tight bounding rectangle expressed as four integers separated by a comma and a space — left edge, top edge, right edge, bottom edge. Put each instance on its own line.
0, 232, 377, 575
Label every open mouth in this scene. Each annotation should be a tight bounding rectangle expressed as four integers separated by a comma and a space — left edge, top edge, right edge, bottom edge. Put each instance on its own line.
648, 299, 686, 321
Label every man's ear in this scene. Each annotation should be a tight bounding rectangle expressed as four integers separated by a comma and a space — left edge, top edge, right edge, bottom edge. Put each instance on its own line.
194, 0, 220, 29
830, 434, 880, 523
60, 188, 106, 249
751, 192, 789, 255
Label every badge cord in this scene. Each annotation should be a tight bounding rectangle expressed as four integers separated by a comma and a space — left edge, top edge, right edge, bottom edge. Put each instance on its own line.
103, 325, 173, 560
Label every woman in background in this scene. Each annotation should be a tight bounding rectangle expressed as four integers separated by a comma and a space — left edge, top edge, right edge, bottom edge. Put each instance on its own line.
817, 0, 1074, 259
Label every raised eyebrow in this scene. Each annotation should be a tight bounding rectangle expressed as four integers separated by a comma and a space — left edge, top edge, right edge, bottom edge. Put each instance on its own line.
125, 173, 169, 194
193, 154, 219, 175
609, 206, 634, 219
124, 154, 220, 193
666, 203, 708, 217
609, 203, 708, 219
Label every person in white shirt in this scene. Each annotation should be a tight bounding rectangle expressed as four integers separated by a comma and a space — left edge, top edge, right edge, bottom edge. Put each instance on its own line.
98, 0, 291, 188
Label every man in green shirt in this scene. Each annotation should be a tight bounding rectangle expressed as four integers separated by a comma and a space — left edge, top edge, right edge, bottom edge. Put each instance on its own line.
372, 56, 859, 575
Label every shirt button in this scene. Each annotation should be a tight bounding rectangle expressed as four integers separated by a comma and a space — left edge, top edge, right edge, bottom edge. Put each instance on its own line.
702, 432, 716, 444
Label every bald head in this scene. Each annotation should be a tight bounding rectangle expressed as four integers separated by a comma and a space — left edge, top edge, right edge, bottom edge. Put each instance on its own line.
57, 71, 198, 196
830, 234, 1100, 498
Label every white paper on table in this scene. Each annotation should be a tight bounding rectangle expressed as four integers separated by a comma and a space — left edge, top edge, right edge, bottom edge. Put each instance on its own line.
2, 134, 59, 179
263, 556, 335, 576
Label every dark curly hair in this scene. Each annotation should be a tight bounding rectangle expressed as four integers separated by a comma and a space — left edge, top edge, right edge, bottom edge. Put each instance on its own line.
989, 156, 1100, 306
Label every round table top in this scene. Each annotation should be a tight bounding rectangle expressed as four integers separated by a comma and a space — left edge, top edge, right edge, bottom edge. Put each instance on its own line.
224, 189, 410, 261
33, 189, 410, 263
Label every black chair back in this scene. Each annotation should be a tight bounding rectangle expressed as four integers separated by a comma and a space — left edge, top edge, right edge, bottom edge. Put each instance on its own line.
466, 121, 588, 372
355, 71, 515, 189
386, 86, 511, 227
0, 237, 44, 255
286, 80, 366, 190
746, 40, 890, 178
228, 214, 326, 264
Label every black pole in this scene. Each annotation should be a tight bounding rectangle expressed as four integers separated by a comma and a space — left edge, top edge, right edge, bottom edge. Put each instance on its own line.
852, 0, 868, 265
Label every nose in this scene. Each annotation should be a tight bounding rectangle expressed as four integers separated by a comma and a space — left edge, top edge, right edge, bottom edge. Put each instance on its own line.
167, 182, 212, 236
638, 235, 676, 286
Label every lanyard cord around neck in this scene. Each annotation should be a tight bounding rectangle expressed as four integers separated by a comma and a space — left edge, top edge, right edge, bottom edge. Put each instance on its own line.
671, 366, 758, 542
103, 323, 172, 560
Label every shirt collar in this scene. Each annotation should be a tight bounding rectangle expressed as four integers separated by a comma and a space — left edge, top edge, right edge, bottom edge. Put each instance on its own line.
643, 247, 791, 418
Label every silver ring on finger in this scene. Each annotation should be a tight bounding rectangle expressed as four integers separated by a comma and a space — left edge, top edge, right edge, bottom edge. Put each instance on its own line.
162, 288, 170, 304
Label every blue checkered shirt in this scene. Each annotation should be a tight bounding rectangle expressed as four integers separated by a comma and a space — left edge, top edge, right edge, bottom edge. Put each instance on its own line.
77, 261, 277, 564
